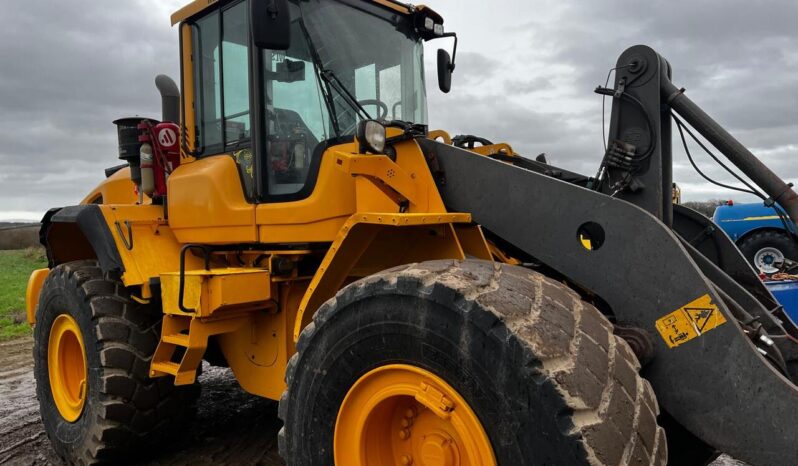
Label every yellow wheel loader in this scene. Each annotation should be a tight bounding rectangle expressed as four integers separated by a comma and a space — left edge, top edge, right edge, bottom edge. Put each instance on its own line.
26, 0, 798, 465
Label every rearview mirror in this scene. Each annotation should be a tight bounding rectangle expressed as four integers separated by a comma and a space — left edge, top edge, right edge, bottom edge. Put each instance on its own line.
251, 0, 291, 50
437, 49, 452, 93
264, 59, 306, 83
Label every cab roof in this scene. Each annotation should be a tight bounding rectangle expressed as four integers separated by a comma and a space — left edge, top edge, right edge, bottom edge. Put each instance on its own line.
170, 0, 427, 26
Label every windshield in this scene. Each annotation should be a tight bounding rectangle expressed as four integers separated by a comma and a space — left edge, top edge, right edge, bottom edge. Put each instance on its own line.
260, 0, 427, 197
298, 0, 427, 134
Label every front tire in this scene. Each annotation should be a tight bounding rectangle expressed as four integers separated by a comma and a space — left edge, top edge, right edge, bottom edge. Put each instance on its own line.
34, 260, 198, 465
278, 260, 666, 465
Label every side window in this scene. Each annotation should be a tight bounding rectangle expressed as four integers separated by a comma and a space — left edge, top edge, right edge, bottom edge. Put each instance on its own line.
191, 1, 253, 197
264, 50, 330, 196
222, 3, 250, 145
192, 1, 251, 153
194, 13, 221, 151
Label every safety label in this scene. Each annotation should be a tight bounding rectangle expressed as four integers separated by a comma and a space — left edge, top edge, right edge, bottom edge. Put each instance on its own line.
655, 294, 727, 348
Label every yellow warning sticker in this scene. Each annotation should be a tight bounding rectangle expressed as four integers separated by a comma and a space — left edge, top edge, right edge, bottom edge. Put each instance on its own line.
655, 294, 727, 348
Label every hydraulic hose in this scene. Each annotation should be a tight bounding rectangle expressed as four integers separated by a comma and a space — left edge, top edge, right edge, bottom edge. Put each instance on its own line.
662, 80, 798, 224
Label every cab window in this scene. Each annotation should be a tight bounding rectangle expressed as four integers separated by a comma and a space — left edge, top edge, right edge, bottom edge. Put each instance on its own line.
192, 1, 251, 154
263, 49, 330, 196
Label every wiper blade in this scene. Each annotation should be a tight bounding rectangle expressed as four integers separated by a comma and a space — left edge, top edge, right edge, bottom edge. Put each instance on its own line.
319, 69, 373, 121
298, 19, 341, 136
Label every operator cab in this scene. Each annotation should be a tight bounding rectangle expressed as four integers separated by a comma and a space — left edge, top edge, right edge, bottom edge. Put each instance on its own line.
175, 0, 452, 203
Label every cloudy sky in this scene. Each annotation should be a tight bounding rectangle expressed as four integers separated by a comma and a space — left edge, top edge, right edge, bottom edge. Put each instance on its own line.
1, 0, 797, 221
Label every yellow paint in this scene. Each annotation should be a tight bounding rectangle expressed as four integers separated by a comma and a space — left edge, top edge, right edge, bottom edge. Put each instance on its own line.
160, 267, 272, 317
655, 294, 727, 348
256, 139, 447, 244
80, 166, 138, 205
167, 155, 257, 244
48, 314, 87, 422
217, 279, 306, 400
292, 212, 474, 341
579, 234, 593, 251
98, 204, 197, 287
428, 129, 453, 144
151, 312, 250, 385
25, 268, 50, 325
334, 364, 496, 466
720, 215, 781, 223
180, 23, 197, 160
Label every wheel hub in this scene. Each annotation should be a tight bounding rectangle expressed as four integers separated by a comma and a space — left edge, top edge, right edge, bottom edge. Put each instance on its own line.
334, 364, 495, 466
48, 314, 87, 422
754, 246, 785, 274
419, 432, 457, 466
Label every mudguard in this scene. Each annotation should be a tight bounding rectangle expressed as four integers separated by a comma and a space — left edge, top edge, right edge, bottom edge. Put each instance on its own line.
40, 205, 124, 274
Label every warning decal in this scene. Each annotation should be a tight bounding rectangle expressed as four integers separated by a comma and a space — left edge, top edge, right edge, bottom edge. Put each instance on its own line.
655, 294, 727, 348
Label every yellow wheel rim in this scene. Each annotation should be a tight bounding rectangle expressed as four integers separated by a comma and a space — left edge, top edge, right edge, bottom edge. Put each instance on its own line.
48, 314, 87, 422
334, 364, 496, 466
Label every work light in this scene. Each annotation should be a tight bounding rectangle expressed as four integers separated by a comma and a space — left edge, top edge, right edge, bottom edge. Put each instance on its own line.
357, 120, 387, 154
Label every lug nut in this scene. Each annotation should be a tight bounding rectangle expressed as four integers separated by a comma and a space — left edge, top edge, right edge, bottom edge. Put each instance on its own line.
400, 455, 413, 465
399, 428, 411, 440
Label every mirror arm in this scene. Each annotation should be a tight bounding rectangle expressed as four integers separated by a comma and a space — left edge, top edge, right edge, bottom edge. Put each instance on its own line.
440, 32, 458, 71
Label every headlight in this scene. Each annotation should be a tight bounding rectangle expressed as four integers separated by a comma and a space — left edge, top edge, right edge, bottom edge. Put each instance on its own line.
357, 120, 386, 154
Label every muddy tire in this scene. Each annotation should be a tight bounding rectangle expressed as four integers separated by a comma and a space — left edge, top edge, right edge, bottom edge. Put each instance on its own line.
278, 260, 667, 465
33, 260, 199, 465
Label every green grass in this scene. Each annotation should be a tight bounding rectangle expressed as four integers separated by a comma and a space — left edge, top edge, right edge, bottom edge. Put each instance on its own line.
0, 248, 47, 339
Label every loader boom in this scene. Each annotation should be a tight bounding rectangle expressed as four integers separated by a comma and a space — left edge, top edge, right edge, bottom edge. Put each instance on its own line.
420, 45, 798, 465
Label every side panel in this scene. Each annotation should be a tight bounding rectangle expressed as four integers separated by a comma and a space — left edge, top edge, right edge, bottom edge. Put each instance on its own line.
713, 203, 796, 241
79, 166, 137, 205
168, 155, 257, 244
99, 204, 204, 288
255, 144, 357, 244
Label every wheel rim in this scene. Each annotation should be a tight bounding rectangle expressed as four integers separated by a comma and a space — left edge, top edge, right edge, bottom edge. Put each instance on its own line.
48, 314, 87, 422
754, 246, 784, 274
334, 364, 496, 466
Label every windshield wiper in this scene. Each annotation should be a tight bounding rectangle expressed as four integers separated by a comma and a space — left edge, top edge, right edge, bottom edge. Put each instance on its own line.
297, 17, 372, 132
298, 20, 342, 136
319, 69, 373, 121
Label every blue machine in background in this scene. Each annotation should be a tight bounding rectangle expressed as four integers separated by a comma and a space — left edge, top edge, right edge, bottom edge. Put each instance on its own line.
767, 280, 798, 323
713, 201, 798, 274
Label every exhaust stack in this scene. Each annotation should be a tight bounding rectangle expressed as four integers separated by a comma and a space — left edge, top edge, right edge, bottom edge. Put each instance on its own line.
155, 74, 180, 124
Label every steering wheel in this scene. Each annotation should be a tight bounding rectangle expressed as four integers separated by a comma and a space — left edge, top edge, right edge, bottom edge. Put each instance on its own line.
358, 99, 389, 120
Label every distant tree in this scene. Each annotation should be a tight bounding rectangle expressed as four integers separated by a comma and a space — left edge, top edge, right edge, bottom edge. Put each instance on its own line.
682, 199, 725, 218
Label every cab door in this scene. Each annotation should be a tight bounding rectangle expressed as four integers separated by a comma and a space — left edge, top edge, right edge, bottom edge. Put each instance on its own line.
169, 0, 257, 244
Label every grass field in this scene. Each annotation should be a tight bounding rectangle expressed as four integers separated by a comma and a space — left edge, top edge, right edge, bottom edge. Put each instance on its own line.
0, 248, 47, 339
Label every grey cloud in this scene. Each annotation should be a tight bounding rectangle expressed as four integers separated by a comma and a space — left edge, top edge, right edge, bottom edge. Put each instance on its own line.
0, 0, 180, 218
2, 0, 797, 219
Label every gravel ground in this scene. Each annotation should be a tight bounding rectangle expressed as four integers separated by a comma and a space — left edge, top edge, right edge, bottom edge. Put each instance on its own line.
0, 336, 747, 465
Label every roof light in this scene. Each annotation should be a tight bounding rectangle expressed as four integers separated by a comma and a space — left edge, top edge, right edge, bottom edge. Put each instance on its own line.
424, 17, 434, 31
433, 23, 444, 36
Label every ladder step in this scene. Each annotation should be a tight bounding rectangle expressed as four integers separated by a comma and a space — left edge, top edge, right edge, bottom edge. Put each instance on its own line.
151, 361, 180, 376
162, 333, 190, 347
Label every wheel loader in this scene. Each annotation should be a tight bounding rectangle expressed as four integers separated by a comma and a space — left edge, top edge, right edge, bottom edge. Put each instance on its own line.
25, 0, 798, 465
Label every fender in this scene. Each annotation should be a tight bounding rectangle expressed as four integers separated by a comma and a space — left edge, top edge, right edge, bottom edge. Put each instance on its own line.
40, 205, 125, 274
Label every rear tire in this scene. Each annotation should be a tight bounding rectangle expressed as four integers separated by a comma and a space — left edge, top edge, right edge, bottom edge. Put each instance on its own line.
278, 260, 667, 465
738, 230, 798, 274
34, 260, 199, 465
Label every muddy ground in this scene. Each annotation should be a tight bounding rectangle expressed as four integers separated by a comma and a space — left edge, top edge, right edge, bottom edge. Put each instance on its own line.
0, 336, 746, 466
